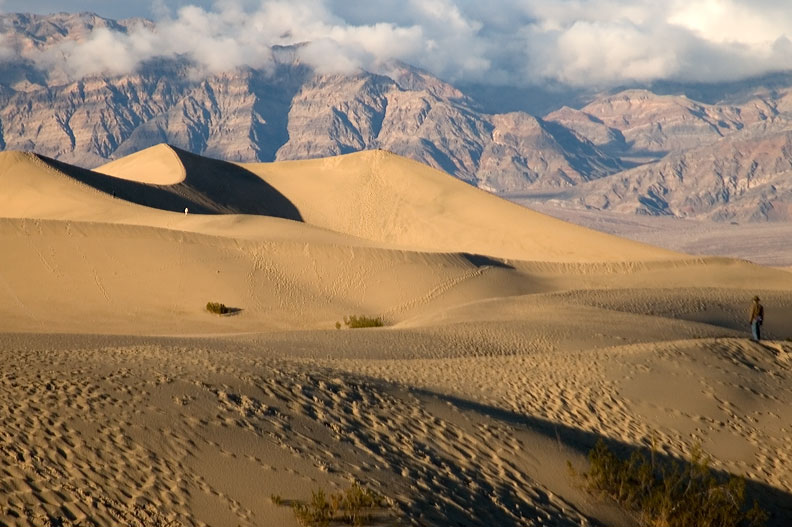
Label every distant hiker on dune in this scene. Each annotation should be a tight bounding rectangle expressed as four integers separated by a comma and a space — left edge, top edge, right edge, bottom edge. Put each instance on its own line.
749, 296, 764, 341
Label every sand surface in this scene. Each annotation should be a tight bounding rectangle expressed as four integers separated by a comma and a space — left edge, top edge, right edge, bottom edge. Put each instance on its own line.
1, 145, 791, 526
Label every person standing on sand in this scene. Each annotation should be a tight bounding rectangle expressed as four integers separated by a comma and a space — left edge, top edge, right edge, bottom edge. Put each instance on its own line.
749, 296, 764, 341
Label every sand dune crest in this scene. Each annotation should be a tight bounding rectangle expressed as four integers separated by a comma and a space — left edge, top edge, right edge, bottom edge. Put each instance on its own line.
95, 143, 187, 184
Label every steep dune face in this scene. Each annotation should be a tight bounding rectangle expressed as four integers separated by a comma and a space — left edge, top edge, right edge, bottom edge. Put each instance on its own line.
44, 145, 303, 219
0, 145, 303, 223
0, 148, 205, 222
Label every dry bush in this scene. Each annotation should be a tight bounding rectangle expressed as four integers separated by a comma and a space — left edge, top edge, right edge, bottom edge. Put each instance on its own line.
293, 488, 334, 527
575, 439, 768, 527
206, 302, 230, 315
341, 315, 384, 329
290, 483, 386, 526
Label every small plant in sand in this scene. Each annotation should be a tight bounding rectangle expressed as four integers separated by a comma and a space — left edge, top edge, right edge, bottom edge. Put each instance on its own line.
288, 483, 386, 526
336, 482, 384, 526
572, 439, 768, 527
206, 301, 230, 315
293, 488, 333, 526
339, 315, 384, 329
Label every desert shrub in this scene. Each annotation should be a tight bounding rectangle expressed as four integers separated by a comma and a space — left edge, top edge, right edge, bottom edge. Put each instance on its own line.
206, 301, 230, 315
338, 483, 382, 526
341, 315, 384, 329
288, 483, 386, 526
293, 489, 334, 527
575, 440, 768, 527
271, 494, 283, 505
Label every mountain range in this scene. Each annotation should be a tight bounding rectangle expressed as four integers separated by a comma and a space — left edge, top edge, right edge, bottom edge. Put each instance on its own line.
2, 12, 792, 222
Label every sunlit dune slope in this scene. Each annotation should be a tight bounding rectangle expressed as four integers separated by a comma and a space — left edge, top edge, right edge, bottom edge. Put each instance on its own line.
0, 217, 538, 333
5, 144, 676, 262
0, 148, 361, 245
3, 144, 791, 336
2, 215, 790, 335
244, 150, 679, 262
94, 143, 187, 185
0, 151, 123, 221
3, 129, 792, 527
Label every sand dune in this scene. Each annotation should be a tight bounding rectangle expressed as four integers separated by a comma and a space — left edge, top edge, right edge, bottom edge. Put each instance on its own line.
1, 144, 791, 526
95, 143, 187, 185
4, 143, 678, 262
2, 215, 788, 335
47, 145, 303, 219
0, 149, 373, 244
244, 151, 679, 262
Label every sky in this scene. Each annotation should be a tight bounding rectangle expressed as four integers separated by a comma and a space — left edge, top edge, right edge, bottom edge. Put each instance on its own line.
1, 0, 791, 88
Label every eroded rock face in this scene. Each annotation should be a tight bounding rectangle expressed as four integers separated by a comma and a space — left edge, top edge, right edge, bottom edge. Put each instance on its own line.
2, 12, 792, 221
568, 120, 792, 221
0, 12, 625, 193
539, 87, 792, 221
544, 89, 775, 158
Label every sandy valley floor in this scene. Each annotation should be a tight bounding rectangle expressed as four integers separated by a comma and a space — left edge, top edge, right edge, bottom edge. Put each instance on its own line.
1, 146, 791, 526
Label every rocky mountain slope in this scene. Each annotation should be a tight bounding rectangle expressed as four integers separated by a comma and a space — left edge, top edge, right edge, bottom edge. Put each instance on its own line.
0, 13, 620, 191
561, 119, 792, 221
2, 12, 792, 221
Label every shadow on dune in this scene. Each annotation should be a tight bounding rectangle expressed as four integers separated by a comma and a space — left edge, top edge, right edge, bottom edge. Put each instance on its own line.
37, 146, 303, 221
461, 253, 515, 269
402, 386, 792, 527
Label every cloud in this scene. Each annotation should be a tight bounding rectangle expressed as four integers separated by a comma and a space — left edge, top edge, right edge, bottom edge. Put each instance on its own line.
4, 0, 792, 87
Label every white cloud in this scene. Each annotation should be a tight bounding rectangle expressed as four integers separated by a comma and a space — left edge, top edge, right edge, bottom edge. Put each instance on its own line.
3, 0, 792, 87
668, 0, 788, 47
0, 45, 12, 62
544, 20, 680, 85
34, 27, 154, 78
